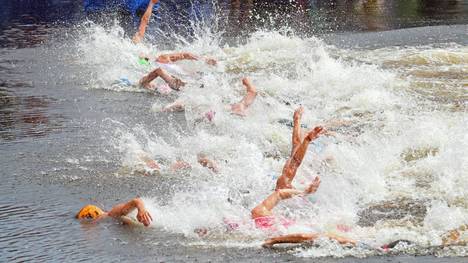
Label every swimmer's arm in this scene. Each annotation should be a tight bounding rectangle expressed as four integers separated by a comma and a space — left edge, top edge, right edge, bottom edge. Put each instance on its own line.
263, 233, 319, 247
158, 52, 198, 62
160, 52, 217, 65
263, 233, 355, 248
132, 0, 159, 44
107, 198, 152, 226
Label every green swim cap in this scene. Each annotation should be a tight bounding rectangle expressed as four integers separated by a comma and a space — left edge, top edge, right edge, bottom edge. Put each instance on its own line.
138, 57, 150, 66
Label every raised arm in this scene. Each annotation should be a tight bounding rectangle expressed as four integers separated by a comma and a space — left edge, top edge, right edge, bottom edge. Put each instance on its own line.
132, 0, 159, 44
107, 197, 153, 226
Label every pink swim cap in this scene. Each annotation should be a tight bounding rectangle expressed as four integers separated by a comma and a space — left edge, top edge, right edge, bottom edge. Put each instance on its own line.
205, 110, 216, 122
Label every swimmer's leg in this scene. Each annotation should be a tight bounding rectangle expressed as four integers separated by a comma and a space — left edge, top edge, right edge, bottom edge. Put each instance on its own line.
263, 233, 356, 248
139, 68, 185, 90
231, 77, 257, 116
275, 126, 324, 190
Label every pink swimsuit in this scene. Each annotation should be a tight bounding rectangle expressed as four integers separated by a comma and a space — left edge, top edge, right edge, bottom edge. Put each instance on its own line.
254, 216, 295, 230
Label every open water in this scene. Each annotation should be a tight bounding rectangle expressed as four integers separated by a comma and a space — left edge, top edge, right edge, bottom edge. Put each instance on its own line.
0, 0, 467, 262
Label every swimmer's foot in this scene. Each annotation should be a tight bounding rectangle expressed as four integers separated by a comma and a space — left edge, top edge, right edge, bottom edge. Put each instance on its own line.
168, 77, 186, 91
304, 176, 321, 195
305, 126, 324, 142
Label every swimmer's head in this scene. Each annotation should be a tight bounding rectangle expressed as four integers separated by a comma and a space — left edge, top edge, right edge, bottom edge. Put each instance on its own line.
76, 205, 105, 220
138, 57, 150, 66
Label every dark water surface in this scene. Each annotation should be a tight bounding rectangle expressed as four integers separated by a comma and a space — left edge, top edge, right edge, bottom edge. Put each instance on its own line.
0, 0, 467, 262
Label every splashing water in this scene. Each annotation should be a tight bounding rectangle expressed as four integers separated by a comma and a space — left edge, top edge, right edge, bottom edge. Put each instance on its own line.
74, 16, 467, 258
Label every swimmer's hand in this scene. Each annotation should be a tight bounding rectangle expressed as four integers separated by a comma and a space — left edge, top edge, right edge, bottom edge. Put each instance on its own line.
262, 239, 275, 248
293, 106, 304, 120
136, 206, 153, 227
304, 176, 320, 194
306, 126, 325, 141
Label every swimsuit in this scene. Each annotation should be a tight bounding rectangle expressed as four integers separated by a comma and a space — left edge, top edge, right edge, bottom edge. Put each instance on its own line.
223, 216, 295, 232
254, 216, 295, 230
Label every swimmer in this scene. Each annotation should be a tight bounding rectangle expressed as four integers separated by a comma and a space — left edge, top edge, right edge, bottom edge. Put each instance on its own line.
137, 51, 218, 89
132, 0, 159, 44
251, 107, 355, 247
76, 197, 152, 226
158, 77, 257, 117
137, 51, 218, 91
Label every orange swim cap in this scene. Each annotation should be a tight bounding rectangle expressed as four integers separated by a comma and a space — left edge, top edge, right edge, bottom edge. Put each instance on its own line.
76, 205, 105, 220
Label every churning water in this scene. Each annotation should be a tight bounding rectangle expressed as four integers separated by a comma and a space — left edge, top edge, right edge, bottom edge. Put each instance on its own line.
0, 0, 467, 262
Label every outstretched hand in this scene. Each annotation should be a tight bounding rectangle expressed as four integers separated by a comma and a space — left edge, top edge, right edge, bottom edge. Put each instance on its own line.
306, 126, 325, 141
305, 176, 321, 194
293, 106, 304, 120
137, 208, 153, 226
